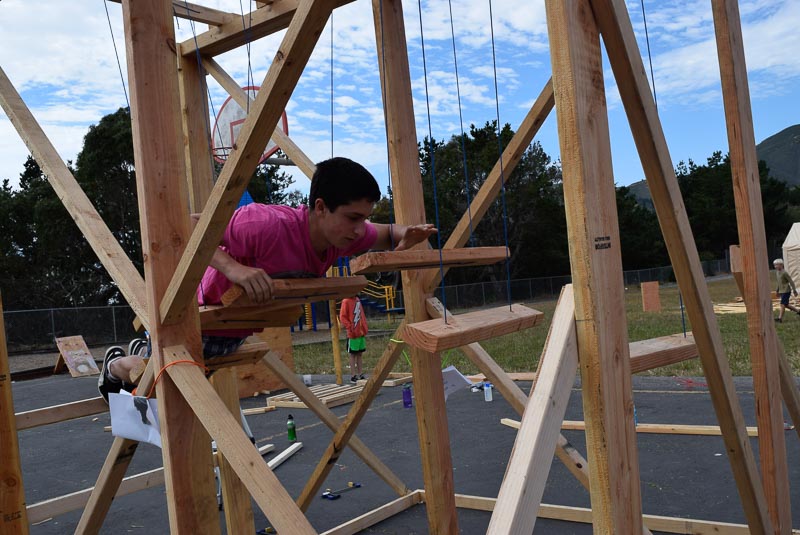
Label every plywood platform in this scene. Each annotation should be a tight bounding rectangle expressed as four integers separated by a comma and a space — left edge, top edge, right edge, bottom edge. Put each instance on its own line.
266, 383, 370, 409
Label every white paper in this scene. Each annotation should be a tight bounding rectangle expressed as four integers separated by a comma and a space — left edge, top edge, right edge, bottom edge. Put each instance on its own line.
441, 365, 473, 401
109, 390, 162, 448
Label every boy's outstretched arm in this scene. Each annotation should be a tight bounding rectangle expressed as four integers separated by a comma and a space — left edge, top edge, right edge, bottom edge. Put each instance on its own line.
372, 223, 437, 251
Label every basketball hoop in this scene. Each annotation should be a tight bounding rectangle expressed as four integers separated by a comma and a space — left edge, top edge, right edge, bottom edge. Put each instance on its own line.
211, 86, 288, 164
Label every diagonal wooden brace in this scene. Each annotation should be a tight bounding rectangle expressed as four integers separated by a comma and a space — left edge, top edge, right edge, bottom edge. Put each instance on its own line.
164, 345, 316, 535
259, 349, 410, 499
295, 336, 407, 510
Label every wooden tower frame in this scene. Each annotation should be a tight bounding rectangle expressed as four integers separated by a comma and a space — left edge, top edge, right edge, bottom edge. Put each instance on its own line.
1, 0, 798, 533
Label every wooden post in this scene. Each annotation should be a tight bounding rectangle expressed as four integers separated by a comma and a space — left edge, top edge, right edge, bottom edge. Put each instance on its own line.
210, 369, 255, 533
327, 267, 344, 385
122, 1, 219, 532
373, 0, 457, 532
177, 46, 214, 214
0, 291, 29, 534
544, 0, 643, 532
587, 0, 773, 530
712, 1, 792, 530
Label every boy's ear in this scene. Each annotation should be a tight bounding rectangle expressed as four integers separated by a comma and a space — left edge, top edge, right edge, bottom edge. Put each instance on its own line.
313, 198, 327, 214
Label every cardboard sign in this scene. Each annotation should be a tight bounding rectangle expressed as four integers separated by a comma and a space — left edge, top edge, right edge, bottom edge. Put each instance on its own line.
54, 336, 100, 377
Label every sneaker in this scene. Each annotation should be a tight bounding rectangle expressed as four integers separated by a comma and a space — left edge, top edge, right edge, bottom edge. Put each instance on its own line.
775, 317, 782, 323
359, 374, 366, 380
350, 375, 358, 383
98, 346, 126, 403
128, 338, 147, 357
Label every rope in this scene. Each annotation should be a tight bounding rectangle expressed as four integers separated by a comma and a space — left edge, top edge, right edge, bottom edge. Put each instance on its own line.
416, 0, 449, 323
102, 0, 129, 108
488, 0, 513, 310
640, 0, 658, 108
447, 0, 475, 245
145, 359, 209, 398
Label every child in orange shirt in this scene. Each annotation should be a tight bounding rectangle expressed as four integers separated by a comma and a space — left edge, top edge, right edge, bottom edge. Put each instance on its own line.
339, 295, 368, 383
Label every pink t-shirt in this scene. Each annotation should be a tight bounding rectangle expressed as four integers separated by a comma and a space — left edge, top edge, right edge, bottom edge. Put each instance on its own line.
198, 204, 377, 336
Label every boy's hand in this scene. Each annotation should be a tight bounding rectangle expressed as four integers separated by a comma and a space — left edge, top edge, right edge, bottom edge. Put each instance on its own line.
395, 224, 438, 251
227, 264, 274, 303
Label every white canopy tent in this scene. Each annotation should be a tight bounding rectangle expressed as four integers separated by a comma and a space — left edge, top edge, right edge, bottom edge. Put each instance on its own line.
781, 223, 800, 285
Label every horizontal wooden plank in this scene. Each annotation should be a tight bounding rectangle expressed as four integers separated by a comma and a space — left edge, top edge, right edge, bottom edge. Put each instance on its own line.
500, 418, 759, 437
403, 304, 544, 353
349, 247, 508, 275
179, 0, 357, 58
16, 397, 108, 431
321, 491, 424, 535
448, 493, 798, 535
221, 276, 367, 306
629, 332, 698, 373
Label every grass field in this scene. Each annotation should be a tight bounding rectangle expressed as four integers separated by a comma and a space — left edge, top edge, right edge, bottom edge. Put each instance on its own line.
293, 276, 800, 377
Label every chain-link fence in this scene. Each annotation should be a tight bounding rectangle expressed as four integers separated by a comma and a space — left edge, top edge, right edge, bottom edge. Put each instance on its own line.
2, 258, 730, 354
397, 257, 731, 312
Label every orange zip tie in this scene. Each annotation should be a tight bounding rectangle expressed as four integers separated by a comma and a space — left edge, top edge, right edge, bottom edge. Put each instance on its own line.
144, 359, 209, 399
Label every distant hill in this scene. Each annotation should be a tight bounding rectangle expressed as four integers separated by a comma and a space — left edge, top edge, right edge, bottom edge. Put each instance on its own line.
623, 123, 800, 208
756, 124, 800, 186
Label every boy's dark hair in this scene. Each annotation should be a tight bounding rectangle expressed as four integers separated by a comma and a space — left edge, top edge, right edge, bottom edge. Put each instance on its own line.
309, 157, 381, 212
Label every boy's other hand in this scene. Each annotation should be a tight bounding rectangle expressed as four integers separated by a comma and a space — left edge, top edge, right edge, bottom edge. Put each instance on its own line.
395, 224, 438, 251
228, 265, 274, 303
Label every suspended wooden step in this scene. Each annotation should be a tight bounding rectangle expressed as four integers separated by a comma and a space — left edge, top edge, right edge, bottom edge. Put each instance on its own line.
200, 302, 303, 330
403, 304, 544, 353
204, 341, 271, 371
221, 275, 368, 306
196, 276, 368, 331
629, 332, 697, 374
348, 246, 509, 275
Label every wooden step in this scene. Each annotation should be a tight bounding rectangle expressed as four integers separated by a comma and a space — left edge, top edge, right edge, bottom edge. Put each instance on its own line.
348, 246, 508, 275
204, 342, 271, 371
199, 303, 303, 330
403, 304, 544, 353
629, 332, 697, 373
221, 276, 368, 306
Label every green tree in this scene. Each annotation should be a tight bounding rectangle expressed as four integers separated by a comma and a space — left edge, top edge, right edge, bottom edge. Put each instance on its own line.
419, 121, 568, 283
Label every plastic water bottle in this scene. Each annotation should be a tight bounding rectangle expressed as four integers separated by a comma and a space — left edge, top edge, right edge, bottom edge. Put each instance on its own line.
287, 414, 297, 442
402, 384, 413, 408
483, 382, 493, 402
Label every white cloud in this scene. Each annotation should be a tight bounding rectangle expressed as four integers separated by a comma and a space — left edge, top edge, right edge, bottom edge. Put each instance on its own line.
0, 0, 798, 194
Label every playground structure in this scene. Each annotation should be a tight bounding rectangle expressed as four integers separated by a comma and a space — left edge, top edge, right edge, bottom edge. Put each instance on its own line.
0, 1, 799, 535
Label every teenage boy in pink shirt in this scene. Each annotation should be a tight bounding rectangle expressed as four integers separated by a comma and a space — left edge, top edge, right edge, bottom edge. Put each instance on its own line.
99, 157, 436, 401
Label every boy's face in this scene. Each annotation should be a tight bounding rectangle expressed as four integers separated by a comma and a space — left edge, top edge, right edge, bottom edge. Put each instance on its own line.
776, 264, 784, 271
314, 198, 374, 249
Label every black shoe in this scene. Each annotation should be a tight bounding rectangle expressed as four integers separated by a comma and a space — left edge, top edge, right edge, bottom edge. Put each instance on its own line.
128, 338, 147, 357
359, 374, 366, 380
98, 346, 126, 403
350, 375, 358, 383
775, 317, 782, 323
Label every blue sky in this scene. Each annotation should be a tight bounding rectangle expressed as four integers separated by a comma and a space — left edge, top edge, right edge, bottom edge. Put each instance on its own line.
0, 0, 798, 197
